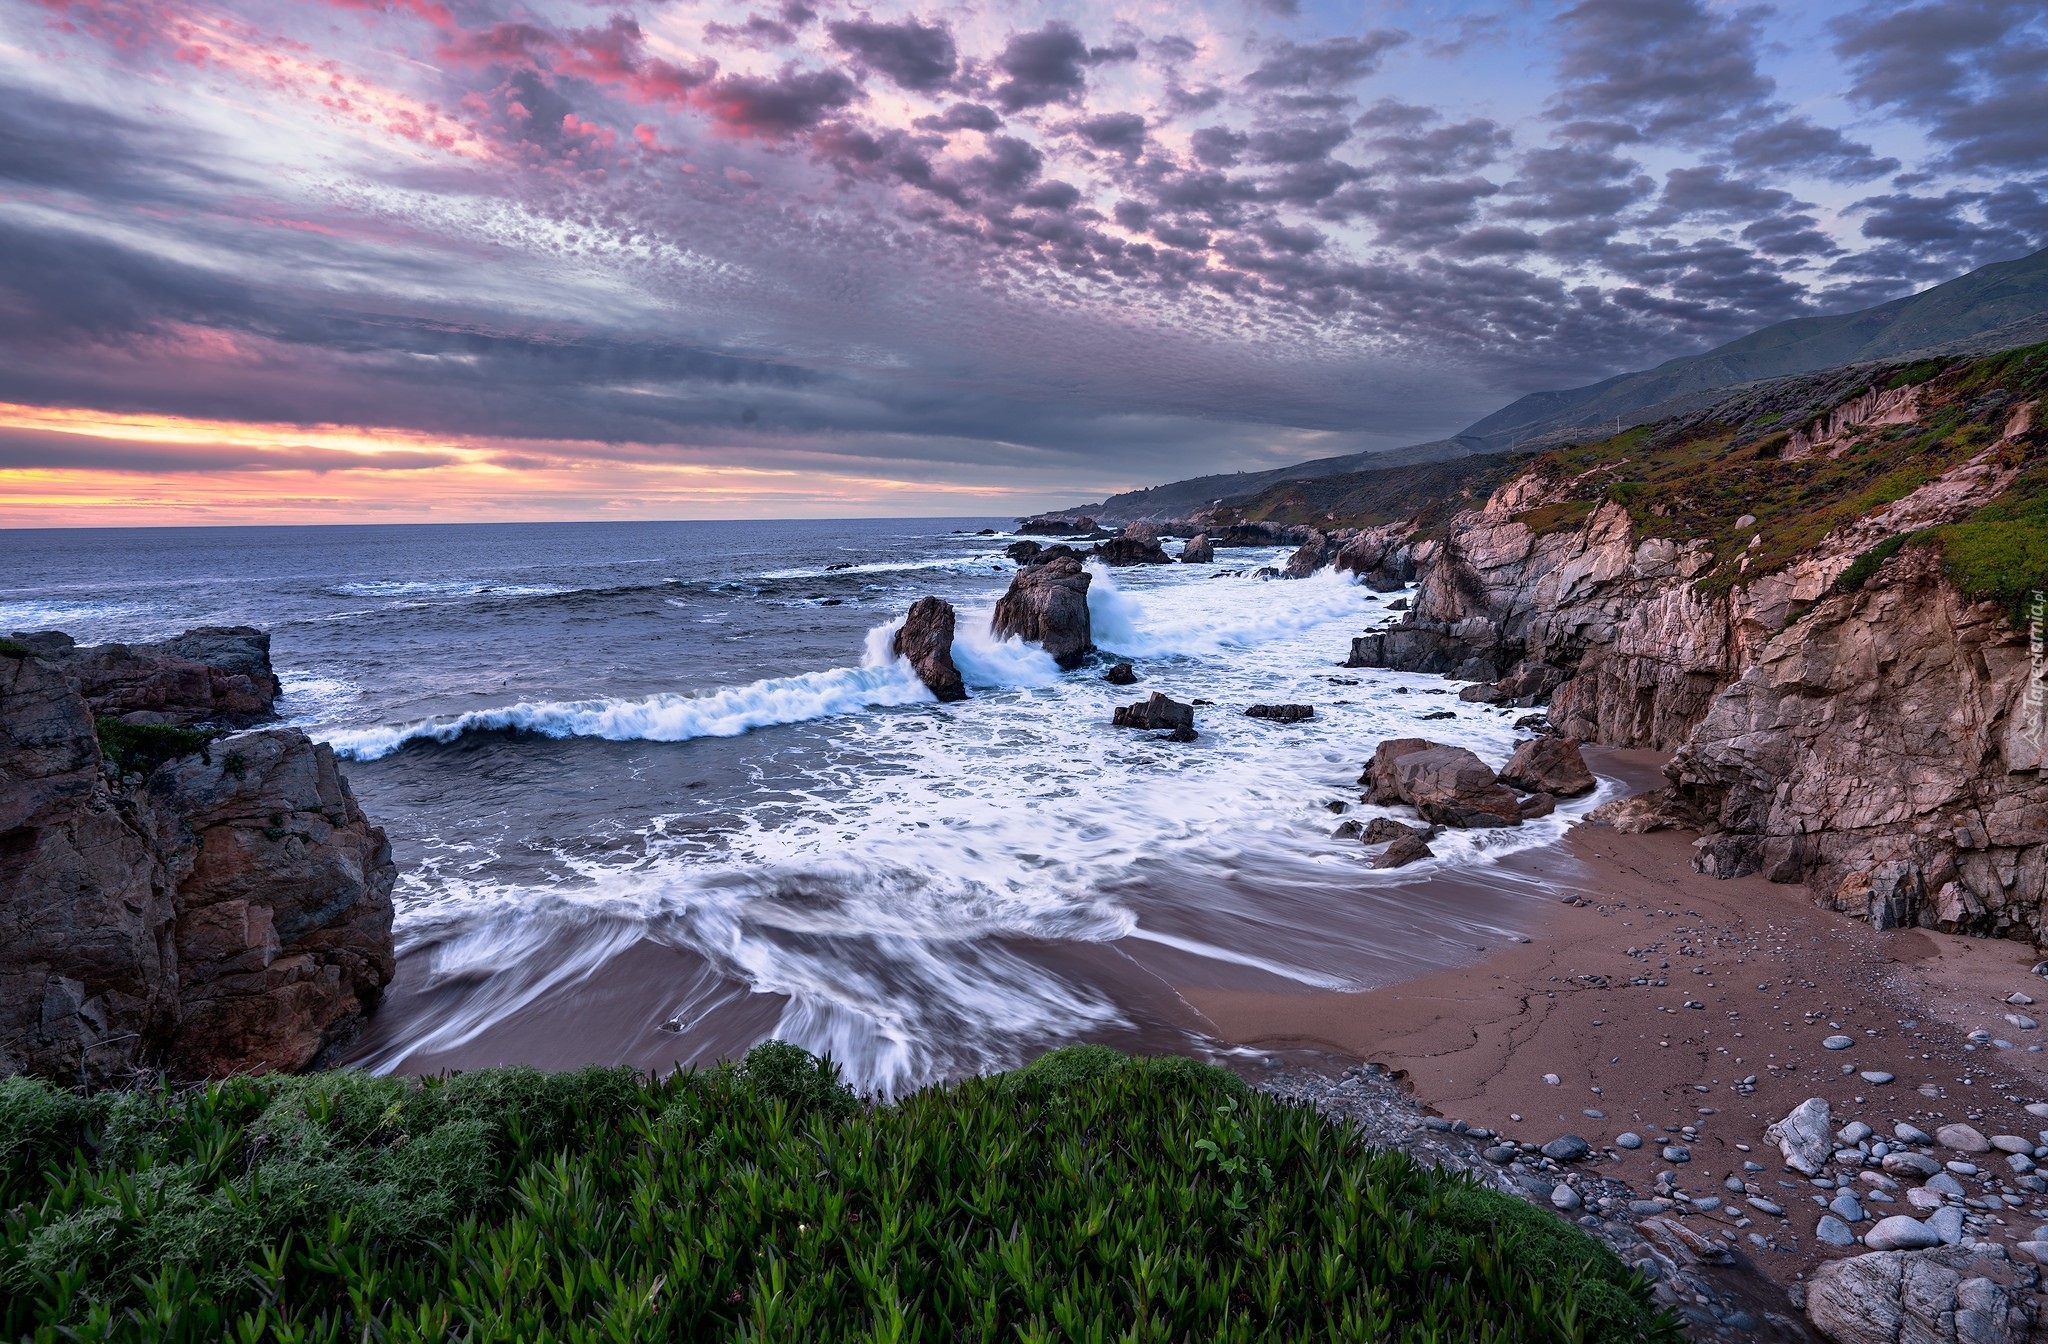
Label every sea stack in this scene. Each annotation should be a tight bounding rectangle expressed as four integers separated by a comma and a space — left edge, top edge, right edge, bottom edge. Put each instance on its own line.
894, 597, 967, 702
991, 554, 1093, 669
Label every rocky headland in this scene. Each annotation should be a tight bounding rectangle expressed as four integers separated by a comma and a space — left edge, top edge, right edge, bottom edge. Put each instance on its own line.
0, 631, 395, 1083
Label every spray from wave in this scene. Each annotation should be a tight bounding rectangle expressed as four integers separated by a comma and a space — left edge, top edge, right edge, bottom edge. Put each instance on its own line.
327, 623, 937, 760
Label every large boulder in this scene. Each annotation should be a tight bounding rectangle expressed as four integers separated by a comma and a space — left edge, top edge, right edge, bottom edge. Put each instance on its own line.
893, 597, 967, 702
1332, 526, 1413, 591
0, 642, 395, 1083
1179, 533, 1214, 564
991, 555, 1093, 669
1004, 540, 1044, 565
1282, 531, 1333, 579
1246, 704, 1313, 723
25, 627, 279, 727
1092, 536, 1172, 566
1363, 738, 1521, 827
1766, 1097, 1832, 1176
1112, 692, 1195, 734
1498, 736, 1596, 797
1371, 835, 1433, 868
1805, 1245, 2036, 1344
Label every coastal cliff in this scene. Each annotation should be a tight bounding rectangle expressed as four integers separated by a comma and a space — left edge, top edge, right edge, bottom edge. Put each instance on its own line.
1338, 344, 2048, 941
0, 634, 394, 1083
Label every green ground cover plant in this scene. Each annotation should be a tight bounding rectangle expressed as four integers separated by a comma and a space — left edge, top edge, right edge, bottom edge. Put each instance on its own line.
1, 1045, 1677, 1343
92, 719, 218, 779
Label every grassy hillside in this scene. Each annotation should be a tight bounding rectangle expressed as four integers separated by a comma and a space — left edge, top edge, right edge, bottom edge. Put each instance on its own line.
1505, 343, 2048, 616
1206, 452, 1532, 532
1, 1045, 1677, 1343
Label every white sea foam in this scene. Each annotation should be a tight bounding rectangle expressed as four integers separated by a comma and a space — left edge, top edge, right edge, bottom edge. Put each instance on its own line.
326, 622, 935, 760
329, 579, 572, 599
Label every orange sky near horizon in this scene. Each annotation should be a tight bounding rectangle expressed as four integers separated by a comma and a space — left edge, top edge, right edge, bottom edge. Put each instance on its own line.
0, 405, 1041, 528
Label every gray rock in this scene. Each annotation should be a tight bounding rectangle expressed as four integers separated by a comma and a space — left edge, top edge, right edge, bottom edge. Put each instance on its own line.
1936, 1123, 1991, 1153
1990, 1134, 2033, 1154
1813, 1214, 1856, 1247
1542, 1134, 1591, 1163
1927, 1206, 1965, 1245
1482, 1145, 1516, 1164
1882, 1151, 1941, 1178
1862, 1214, 1943, 1251
1615, 1131, 1644, 1149
1748, 1197, 1783, 1216
1767, 1098, 1833, 1176
1807, 1246, 2029, 1344
1839, 1121, 1874, 1144
1860, 1070, 1896, 1084
1662, 1145, 1691, 1163
1894, 1122, 1933, 1145
1550, 1184, 1583, 1211
1926, 1173, 1966, 1198
1829, 1193, 1866, 1223
1823, 1034, 1855, 1050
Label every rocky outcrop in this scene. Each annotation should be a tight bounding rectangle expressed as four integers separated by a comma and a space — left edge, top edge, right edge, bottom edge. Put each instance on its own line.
1498, 737, 1595, 797
1018, 515, 1102, 537
1092, 536, 1172, 566
894, 598, 967, 703
1246, 704, 1313, 723
1112, 692, 1196, 740
1332, 524, 1414, 591
992, 555, 1093, 669
1363, 738, 1521, 828
1179, 533, 1214, 564
1670, 545, 2048, 940
1, 640, 394, 1084
20, 627, 280, 727
1005, 540, 1044, 565
1804, 1244, 2040, 1344
1282, 531, 1334, 578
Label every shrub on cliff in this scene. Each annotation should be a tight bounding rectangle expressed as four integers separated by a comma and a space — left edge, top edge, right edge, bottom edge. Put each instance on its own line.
1, 1046, 1677, 1343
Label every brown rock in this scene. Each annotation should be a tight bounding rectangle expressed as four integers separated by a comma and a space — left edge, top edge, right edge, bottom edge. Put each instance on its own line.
1179, 533, 1214, 564
893, 597, 967, 702
1004, 540, 1044, 564
39, 626, 279, 727
1092, 535, 1172, 566
991, 555, 1093, 669
1282, 530, 1333, 579
1360, 738, 1435, 804
1384, 744, 1523, 828
1498, 736, 1596, 797
1104, 662, 1136, 686
1584, 789, 1691, 834
1517, 792, 1556, 819
1245, 704, 1313, 723
1371, 835, 1433, 868
1112, 692, 1195, 733
1363, 816, 1435, 844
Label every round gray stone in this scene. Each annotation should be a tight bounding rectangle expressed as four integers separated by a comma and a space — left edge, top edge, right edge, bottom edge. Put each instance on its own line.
1863, 1214, 1942, 1251
1813, 1214, 1856, 1247
1615, 1132, 1643, 1150
1822, 1035, 1855, 1050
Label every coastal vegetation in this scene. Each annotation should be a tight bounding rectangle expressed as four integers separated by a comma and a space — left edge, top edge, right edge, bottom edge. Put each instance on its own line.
1, 1044, 1677, 1342
91, 718, 218, 779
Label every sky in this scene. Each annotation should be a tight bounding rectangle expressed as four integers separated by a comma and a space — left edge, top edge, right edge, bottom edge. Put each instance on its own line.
1, 0, 2044, 525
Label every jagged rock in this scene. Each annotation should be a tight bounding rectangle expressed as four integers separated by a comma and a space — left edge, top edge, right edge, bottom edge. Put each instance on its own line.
893, 597, 966, 702
1361, 738, 1435, 804
1364, 816, 1437, 844
1498, 736, 1596, 797
1283, 531, 1334, 579
1806, 1246, 2033, 1344
1018, 515, 1097, 536
1370, 835, 1432, 868
1584, 789, 1690, 834
1495, 660, 1569, 706
1457, 682, 1505, 704
1370, 741, 1522, 828
1004, 540, 1044, 564
1332, 525, 1414, 591
1092, 536, 1172, 566
1104, 662, 1137, 686
1179, 533, 1214, 564
1245, 704, 1313, 723
992, 555, 1093, 669
1112, 692, 1195, 733
1, 645, 394, 1082
1766, 1097, 1832, 1176
29, 626, 279, 727
1517, 792, 1556, 819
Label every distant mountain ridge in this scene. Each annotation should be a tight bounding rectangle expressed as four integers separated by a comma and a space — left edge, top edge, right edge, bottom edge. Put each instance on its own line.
1071, 245, 2048, 522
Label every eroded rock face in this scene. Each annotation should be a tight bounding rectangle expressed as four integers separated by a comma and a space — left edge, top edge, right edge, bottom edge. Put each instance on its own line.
1363, 738, 1521, 828
1, 644, 395, 1083
1498, 736, 1596, 797
1331, 523, 1414, 591
893, 597, 967, 702
991, 555, 1093, 669
1092, 535, 1172, 567
1670, 546, 2048, 940
1282, 531, 1334, 579
27, 627, 280, 727
1179, 533, 1214, 564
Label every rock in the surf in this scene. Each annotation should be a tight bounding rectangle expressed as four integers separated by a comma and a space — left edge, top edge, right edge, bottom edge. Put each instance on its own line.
1092, 535, 1172, 566
1246, 704, 1313, 723
1364, 738, 1521, 828
1363, 816, 1437, 844
1112, 691, 1195, 733
1282, 530, 1333, 579
1018, 514, 1095, 536
1517, 792, 1556, 819
1371, 834, 1433, 868
894, 597, 967, 702
991, 555, 1093, 669
1104, 662, 1137, 686
1498, 736, 1596, 797
1004, 540, 1044, 565
1179, 533, 1214, 564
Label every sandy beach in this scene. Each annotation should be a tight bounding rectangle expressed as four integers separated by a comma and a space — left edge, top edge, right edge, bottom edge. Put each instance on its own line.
1189, 753, 2048, 1299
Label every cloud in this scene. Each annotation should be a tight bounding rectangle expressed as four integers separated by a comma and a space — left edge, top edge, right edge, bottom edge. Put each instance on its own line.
1832, 0, 2048, 173
992, 22, 1133, 112
1242, 33, 1408, 91
701, 65, 861, 136
828, 17, 959, 92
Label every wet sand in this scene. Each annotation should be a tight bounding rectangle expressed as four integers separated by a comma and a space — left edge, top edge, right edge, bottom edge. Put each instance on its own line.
1187, 800, 2048, 1292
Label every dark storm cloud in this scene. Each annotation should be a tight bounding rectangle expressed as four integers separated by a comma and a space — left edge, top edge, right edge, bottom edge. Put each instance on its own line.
1650, 166, 1797, 223
992, 23, 1133, 112
1073, 112, 1147, 159
1242, 33, 1409, 91
702, 65, 861, 136
1246, 122, 1350, 165
828, 17, 959, 92
1190, 126, 1249, 168
1741, 213, 1842, 260
1832, 0, 2048, 173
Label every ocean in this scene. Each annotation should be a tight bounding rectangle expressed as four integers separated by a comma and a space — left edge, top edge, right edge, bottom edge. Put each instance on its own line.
1, 519, 1619, 1094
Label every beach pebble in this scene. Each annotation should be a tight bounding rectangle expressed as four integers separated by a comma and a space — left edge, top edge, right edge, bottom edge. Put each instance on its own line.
1766, 1098, 1833, 1176
1550, 1184, 1582, 1211
1881, 1151, 1940, 1179
1997, 1039, 2016, 1049
2013, 992, 2037, 1005
1859, 1071, 1895, 1085
1863, 1214, 1942, 1251
1936, 1123, 1991, 1152
1906, 1187, 1945, 1212
2007, 1014, 2038, 1030
2018, 1242, 2048, 1265
1482, 1145, 1516, 1164
1749, 1197, 1783, 1216
1828, 1193, 1864, 1223
1422, 1116, 1453, 1131
1946, 1162, 1979, 1176
1838, 1121, 1873, 1144
1582, 1108, 1604, 1118
1692, 1195, 1721, 1212
1822, 1035, 1855, 1050
1542, 1135, 1591, 1163
1927, 1206, 1965, 1245
1813, 1215, 1856, 1247
1662, 1145, 1691, 1163
1615, 1132, 1643, 1150
1542, 1073, 1560, 1086
1992, 1134, 2033, 1153
2026, 1103, 2048, 1119
1724, 1175, 1746, 1193
1894, 1122, 1933, 1145
1926, 1173, 1966, 1198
